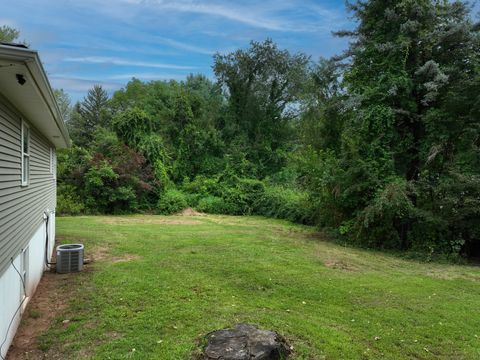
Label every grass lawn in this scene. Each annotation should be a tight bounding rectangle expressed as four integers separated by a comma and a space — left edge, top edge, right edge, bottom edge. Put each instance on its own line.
37, 214, 480, 359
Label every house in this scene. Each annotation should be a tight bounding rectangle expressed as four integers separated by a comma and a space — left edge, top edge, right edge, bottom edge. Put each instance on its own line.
0, 42, 70, 358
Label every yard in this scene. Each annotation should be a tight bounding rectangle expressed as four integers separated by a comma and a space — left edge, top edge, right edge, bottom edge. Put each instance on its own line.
11, 214, 480, 359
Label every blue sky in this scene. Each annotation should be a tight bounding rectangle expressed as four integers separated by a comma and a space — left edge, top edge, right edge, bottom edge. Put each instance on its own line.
1, 0, 354, 102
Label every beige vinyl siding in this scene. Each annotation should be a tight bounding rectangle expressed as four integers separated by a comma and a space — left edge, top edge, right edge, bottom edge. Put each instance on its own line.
0, 98, 56, 276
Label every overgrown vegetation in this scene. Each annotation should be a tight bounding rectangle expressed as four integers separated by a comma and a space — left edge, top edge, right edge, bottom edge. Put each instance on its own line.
52, 1, 479, 258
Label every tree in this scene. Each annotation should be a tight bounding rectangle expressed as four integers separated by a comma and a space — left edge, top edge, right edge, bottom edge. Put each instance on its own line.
0, 25, 20, 42
328, 0, 480, 254
298, 58, 346, 153
214, 39, 309, 177
54, 89, 72, 123
80, 84, 111, 129
67, 85, 111, 146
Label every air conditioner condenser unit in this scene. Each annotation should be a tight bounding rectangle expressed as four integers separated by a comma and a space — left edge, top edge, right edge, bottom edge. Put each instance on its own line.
56, 244, 84, 273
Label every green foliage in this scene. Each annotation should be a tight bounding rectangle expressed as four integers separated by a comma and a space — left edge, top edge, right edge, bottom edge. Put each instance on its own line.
157, 189, 188, 214
57, 4, 480, 258
0, 25, 20, 42
214, 39, 309, 177
182, 175, 222, 198
56, 184, 85, 216
354, 179, 414, 249
297, 0, 480, 257
67, 85, 111, 147
296, 148, 344, 227
254, 185, 312, 224
196, 196, 227, 214
80, 85, 111, 129
219, 178, 266, 215
54, 89, 72, 123
112, 107, 155, 148
184, 176, 266, 215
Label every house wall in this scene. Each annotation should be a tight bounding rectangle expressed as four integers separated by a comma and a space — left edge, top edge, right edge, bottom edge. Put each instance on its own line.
0, 97, 57, 275
0, 96, 57, 357
0, 219, 54, 358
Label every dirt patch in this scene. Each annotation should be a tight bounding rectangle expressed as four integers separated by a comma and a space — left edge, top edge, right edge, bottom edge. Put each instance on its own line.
98, 216, 202, 225
323, 259, 359, 272
88, 245, 141, 264
424, 267, 480, 282
177, 207, 206, 216
6, 271, 73, 360
112, 254, 141, 263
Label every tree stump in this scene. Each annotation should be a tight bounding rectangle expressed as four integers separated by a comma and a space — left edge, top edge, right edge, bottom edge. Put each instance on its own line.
203, 324, 291, 360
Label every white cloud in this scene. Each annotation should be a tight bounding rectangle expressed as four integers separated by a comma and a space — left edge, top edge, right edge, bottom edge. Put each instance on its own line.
0, 18, 17, 27
153, 36, 214, 55
49, 76, 122, 93
99, 0, 343, 33
108, 72, 187, 80
63, 56, 196, 70
159, 1, 286, 31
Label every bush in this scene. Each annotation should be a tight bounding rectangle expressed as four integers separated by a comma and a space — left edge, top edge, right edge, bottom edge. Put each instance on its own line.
182, 175, 223, 196
255, 185, 313, 223
353, 179, 414, 249
183, 176, 266, 215
157, 189, 188, 214
57, 184, 85, 216
196, 196, 227, 214
220, 178, 265, 215
183, 175, 313, 224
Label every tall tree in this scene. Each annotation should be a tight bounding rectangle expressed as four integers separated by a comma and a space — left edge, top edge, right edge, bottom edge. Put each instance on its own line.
299, 58, 346, 153
332, 0, 480, 253
214, 39, 309, 177
54, 89, 72, 123
80, 84, 111, 130
67, 85, 111, 146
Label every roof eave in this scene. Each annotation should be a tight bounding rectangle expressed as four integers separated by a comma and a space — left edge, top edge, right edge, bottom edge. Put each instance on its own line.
0, 44, 71, 148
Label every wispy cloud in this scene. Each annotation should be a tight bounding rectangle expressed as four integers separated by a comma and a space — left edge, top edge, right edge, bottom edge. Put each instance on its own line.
157, 1, 287, 31
0, 18, 16, 27
115, 0, 341, 32
108, 72, 188, 80
63, 56, 196, 70
2, 0, 352, 101
49, 76, 122, 93
153, 36, 214, 55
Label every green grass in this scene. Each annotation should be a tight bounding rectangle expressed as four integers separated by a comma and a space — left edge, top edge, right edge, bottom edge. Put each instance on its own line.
43, 215, 480, 359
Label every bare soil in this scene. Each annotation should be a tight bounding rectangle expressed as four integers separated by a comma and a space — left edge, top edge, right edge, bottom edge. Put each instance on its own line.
176, 207, 205, 216
6, 270, 71, 360
98, 216, 202, 225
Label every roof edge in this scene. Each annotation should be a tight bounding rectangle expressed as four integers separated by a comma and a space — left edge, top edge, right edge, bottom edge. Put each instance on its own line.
0, 44, 71, 148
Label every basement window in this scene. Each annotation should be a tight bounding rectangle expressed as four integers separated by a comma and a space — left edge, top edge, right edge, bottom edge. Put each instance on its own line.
21, 120, 30, 186
50, 147, 56, 178
21, 247, 29, 300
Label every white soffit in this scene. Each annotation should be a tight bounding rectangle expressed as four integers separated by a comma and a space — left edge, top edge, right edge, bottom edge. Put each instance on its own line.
0, 45, 70, 149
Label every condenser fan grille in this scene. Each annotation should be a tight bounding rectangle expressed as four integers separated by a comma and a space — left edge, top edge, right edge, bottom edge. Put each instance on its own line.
56, 244, 84, 273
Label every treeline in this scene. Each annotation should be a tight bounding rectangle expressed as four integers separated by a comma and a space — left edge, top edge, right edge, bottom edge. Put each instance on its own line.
57, 0, 480, 258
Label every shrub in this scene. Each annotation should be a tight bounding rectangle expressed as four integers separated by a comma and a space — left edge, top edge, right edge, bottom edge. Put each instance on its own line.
182, 175, 223, 197
57, 184, 85, 216
157, 189, 188, 214
221, 178, 265, 215
255, 185, 313, 223
196, 196, 227, 214
354, 179, 414, 249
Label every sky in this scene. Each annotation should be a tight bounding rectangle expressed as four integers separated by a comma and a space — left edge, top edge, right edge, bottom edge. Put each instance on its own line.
0, 0, 356, 102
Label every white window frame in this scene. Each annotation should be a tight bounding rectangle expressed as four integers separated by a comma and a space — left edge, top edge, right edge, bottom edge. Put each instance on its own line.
21, 119, 30, 186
